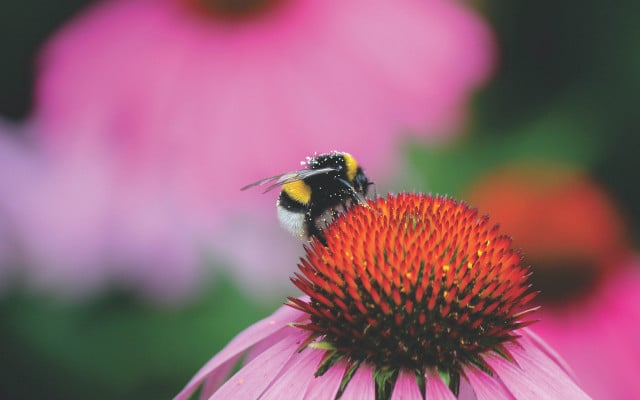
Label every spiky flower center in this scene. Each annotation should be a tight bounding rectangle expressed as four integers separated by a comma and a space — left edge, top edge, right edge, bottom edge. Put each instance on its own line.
289, 193, 537, 396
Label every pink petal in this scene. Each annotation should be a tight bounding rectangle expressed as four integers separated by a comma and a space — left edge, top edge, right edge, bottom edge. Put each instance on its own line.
457, 377, 478, 400
260, 348, 324, 400
341, 364, 375, 399
244, 323, 297, 365
425, 370, 456, 400
303, 359, 347, 399
391, 369, 423, 400
199, 363, 237, 400
522, 327, 575, 378
486, 330, 591, 399
209, 329, 308, 400
533, 262, 640, 399
463, 365, 514, 400
174, 305, 304, 400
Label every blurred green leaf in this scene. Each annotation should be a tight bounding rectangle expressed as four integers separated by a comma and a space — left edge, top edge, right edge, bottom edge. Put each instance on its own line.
406, 107, 602, 197
0, 273, 282, 400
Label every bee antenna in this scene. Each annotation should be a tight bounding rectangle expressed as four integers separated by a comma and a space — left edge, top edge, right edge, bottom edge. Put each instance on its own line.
337, 178, 369, 208
369, 182, 378, 199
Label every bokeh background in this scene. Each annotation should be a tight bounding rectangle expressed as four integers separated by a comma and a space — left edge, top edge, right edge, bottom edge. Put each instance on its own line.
0, 0, 638, 399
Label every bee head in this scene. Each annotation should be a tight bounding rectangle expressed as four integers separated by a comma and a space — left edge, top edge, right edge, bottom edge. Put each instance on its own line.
353, 169, 373, 197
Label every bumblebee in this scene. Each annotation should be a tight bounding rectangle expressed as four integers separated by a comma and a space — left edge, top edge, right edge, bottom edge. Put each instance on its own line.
241, 151, 372, 244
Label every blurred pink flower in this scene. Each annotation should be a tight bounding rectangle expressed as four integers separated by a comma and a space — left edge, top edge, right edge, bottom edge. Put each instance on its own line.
533, 258, 640, 400
0, 123, 206, 301
36, 0, 494, 180
5, 0, 494, 300
465, 163, 640, 399
175, 194, 589, 399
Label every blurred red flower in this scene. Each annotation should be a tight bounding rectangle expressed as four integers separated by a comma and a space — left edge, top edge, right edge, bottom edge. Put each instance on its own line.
465, 162, 639, 399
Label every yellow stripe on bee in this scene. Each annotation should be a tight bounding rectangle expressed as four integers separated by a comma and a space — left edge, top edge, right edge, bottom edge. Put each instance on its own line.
282, 180, 312, 204
342, 153, 358, 181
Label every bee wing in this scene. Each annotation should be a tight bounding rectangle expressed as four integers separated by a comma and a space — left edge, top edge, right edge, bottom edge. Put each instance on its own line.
241, 167, 337, 193
240, 174, 287, 191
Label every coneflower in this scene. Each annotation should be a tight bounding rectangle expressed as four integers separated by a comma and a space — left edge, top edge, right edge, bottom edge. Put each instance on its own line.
175, 193, 589, 399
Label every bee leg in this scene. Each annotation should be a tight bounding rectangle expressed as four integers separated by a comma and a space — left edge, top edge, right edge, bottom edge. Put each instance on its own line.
305, 211, 327, 246
315, 230, 328, 246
